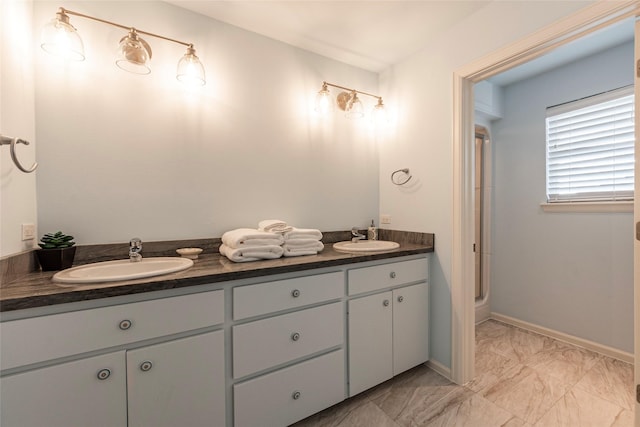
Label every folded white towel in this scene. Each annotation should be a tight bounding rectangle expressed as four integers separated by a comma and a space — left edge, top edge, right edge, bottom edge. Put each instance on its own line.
282, 239, 325, 248
258, 219, 293, 234
284, 228, 323, 241
222, 228, 284, 248
219, 244, 284, 262
282, 241, 324, 257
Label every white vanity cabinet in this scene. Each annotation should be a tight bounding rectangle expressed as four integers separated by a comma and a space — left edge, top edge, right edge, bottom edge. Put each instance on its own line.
1, 252, 431, 427
347, 258, 429, 396
232, 272, 346, 427
0, 351, 127, 427
0, 290, 225, 427
127, 330, 225, 427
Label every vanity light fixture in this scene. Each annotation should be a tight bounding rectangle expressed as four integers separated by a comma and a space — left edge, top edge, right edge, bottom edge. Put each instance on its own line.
41, 7, 206, 85
315, 81, 386, 120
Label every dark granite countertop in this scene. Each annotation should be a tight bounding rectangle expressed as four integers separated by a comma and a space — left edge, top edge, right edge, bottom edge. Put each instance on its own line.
1, 242, 433, 312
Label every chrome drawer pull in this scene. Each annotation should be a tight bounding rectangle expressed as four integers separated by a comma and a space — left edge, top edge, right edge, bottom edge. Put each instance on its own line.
383, 299, 390, 307
97, 368, 111, 380
291, 332, 301, 341
390, 271, 396, 279
397, 295, 404, 303
140, 361, 153, 372
291, 289, 301, 298
118, 319, 132, 330
292, 391, 301, 400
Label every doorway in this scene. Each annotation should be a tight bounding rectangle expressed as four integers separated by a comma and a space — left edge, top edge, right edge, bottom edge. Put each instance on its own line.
474, 128, 485, 300
474, 125, 491, 324
450, 2, 640, 387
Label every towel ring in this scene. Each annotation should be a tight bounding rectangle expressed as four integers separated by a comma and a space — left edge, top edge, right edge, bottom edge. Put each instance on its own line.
0, 135, 38, 173
391, 168, 412, 186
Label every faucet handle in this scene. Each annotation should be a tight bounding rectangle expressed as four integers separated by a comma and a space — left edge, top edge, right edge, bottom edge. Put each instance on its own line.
130, 237, 142, 252
129, 238, 142, 261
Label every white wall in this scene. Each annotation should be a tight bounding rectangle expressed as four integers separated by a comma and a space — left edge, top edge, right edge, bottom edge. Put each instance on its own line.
1, 0, 38, 257
491, 41, 634, 353
379, 1, 594, 369
31, 1, 380, 246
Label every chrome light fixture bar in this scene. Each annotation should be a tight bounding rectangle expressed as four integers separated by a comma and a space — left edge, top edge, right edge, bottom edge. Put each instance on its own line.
315, 81, 386, 121
41, 7, 206, 86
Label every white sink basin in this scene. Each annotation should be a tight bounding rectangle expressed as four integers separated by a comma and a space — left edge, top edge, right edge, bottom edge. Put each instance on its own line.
53, 257, 194, 284
333, 240, 400, 253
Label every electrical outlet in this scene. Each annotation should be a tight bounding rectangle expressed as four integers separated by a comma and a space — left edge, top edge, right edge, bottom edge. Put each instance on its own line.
381, 215, 391, 225
22, 223, 36, 241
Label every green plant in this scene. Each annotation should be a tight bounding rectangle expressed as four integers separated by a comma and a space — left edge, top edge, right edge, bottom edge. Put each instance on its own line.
39, 231, 76, 249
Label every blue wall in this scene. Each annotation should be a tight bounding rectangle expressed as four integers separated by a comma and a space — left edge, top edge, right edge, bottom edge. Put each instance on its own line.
491, 41, 634, 353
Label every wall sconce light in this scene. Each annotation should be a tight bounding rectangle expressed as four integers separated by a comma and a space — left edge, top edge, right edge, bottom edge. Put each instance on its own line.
41, 7, 206, 86
315, 81, 386, 121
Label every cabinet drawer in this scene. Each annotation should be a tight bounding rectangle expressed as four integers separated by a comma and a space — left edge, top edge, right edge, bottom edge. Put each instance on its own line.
233, 302, 343, 378
348, 258, 428, 295
234, 272, 343, 320
234, 349, 345, 427
1, 290, 224, 371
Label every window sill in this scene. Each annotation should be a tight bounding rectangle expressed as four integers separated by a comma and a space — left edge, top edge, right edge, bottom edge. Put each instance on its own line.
540, 201, 633, 213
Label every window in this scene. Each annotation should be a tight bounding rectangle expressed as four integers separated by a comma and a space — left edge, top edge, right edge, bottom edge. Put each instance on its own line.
545, 86, 634, 203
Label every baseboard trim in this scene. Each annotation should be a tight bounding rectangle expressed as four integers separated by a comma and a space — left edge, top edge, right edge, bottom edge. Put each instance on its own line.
426, 358, 452, 380
490, 312, 633, 365
475, 301, 491, 324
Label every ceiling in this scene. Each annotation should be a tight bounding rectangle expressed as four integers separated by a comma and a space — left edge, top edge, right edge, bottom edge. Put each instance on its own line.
165, 1, 490, 72
166, 1, 633, 85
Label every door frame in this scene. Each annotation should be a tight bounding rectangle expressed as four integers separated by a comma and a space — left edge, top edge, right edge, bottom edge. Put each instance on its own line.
450, 0, 640, 385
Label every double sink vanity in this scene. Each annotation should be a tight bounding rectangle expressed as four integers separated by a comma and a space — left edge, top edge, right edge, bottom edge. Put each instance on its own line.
0, 232, 433, 427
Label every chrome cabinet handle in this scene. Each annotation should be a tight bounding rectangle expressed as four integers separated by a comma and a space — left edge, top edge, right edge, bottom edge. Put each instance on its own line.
119, 319, 132, 330
97, 368, 111, 380
291, 332, 301, 341
390, 271, 396, 279
139, 361, 153, 372
292, 391, 301, 400
383, 299, 390, 307
397, 295, 404, 303
291, 289, 301, 298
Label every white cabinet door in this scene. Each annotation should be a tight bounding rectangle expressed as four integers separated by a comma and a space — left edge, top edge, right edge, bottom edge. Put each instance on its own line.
0, 352, 126, 427
348, 291, 393, 396
393, 282, 429, 375
127, 330, 225, 427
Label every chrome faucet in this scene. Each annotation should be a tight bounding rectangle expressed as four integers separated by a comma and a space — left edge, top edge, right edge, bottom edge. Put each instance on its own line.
129, 237, 142, 262
351, 227, 366, 243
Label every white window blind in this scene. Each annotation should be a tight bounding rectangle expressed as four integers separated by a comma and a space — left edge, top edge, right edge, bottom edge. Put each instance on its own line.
545, 86, 634, 203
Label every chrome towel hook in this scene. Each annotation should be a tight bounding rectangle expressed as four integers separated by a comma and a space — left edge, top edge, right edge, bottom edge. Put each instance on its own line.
391, 168, 412, 186
0, 135, 38, 173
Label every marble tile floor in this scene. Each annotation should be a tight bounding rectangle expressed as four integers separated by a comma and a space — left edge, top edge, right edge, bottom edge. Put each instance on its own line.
293, 319, 634, 427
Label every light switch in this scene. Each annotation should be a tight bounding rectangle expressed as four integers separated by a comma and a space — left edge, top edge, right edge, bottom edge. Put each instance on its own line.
22, 223, 36, 241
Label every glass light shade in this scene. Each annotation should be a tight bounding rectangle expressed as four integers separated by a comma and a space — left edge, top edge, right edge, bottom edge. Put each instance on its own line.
116, 30, 151, 75
177, 46, 206, 86
41, 13, 85, 61
315, 84, 333, 115
372, 99, 388, 124
345, 93, 364, 119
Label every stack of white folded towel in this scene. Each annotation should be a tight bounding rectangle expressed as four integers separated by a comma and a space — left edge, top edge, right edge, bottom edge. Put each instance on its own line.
219, 228, 284, 263
220, 220, 324, 262
282, 226, 324, 258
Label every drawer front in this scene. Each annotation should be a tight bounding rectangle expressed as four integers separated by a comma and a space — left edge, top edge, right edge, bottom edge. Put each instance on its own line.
234, 272, 343, 320
234, 349, 345, 427
1, 290, 224, 371
233, 302, 343, 378
348, 258, 428, 296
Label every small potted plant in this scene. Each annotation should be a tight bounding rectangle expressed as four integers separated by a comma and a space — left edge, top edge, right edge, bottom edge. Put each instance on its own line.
36, 231, 76, 271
